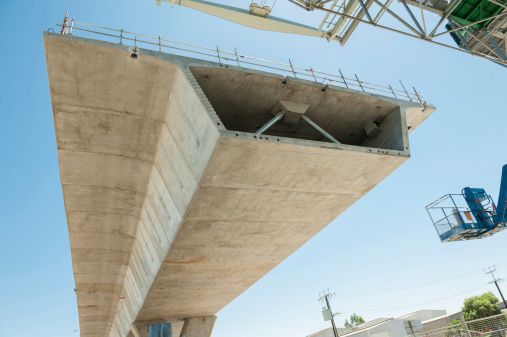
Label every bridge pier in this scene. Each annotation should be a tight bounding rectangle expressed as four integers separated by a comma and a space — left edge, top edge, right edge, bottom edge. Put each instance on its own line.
130, 322, 149, 337
131, 318, 214, 337
180, 316, 216, 337
130, 322, 173, 337
150, 323, 173, 337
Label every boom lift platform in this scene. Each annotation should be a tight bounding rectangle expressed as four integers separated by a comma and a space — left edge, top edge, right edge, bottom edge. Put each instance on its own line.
426, 165, 507, 242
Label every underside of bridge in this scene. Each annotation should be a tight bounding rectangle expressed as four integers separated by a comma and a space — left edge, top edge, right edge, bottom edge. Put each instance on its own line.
44, 32, 435, 337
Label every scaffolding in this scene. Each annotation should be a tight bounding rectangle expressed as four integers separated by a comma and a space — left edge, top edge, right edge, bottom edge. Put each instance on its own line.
158, 0, 507, 67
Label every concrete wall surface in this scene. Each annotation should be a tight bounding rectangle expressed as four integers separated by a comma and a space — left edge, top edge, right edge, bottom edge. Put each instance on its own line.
44, 32, 435, 337
370, 320, 406, 337
422, 317, 449, 336
333, 319, 411, 337
307, 327, 354, 337
308, 310, 447, 337
421, 311, 463, 335
401, 310, 447, 322
44, 33, 219, 337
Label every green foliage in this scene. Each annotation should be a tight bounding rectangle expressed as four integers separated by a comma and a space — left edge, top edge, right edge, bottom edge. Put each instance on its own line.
462, 292, 501, 321
345, 313, 365, 328
443, 320, 464, 337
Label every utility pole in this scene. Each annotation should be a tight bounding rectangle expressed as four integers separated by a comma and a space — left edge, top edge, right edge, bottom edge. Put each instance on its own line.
319, 289, 341, 337
484, 266, 507, 310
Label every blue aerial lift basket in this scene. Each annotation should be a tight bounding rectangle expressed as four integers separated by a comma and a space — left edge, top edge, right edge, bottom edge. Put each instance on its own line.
426, 165, 507, 242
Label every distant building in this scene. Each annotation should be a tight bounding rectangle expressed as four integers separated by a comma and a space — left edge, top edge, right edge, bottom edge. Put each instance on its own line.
421, 302, 507, 333
307, 327, 354, 337
307, 310, 447, 337
499, 301, 507, 312
308, 301, 507, 337
421, 310, 463, 337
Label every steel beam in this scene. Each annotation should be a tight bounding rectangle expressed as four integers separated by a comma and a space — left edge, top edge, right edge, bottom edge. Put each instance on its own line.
341, 0, 378, 44
453, 20, 502, 56
429, 0, 463, 37
314, 5, 507, 65
418, 0, 428, 36
400, 0, 426, 36
449, 21, 471, 50
404, 0, 444, 15
301, 115, 341, 144
255, 111, 285, 134
357, 0, 374, 22
318, 0, 339, 31
370, 0, 425, 37
482, 29, 507, 60
433, 12, 507, 37
471, 17, 507, 52
373, 0, 393, 23
487, 0, 507, 10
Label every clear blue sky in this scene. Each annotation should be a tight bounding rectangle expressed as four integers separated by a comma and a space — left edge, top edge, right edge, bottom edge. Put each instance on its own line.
0, 1, 506, 337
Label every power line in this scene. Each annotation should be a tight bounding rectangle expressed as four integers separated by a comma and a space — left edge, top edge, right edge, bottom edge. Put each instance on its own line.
334, 266, 507, 317
340, 282, 490, 316
484, 266, 507, 309
318, 290, 340, 337
335, 268, 485, 298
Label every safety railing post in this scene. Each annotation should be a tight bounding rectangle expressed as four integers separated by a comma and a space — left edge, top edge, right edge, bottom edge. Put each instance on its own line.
355, 74, 365, 92
289, 59, 297, 78
413, 86, 423, 104
339, 69, 348, 88
399, 80, 412, 101
310, 67, 318, 82
216, 46, 222, 64
234, 48, 241, 67
50, 18, 425, 103
389, 85, 398, 99
61, 11, 69, 35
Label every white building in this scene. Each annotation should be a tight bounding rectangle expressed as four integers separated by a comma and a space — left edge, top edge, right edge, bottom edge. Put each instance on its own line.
307, 310, 447, 337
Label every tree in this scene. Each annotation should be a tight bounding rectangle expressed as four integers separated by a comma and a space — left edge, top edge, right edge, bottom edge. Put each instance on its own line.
443, 319, 464, 337
345, 313, 365, 328
462, 291, 501, 321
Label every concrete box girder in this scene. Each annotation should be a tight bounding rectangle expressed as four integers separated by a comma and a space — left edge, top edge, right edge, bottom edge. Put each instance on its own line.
191, 66, 401, 146
43, 32, 435, 337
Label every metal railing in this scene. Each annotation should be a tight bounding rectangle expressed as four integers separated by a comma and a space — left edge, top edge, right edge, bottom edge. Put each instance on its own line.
411, 313, 507, 337
426, 192, 498, 238
53, 12, 425, 104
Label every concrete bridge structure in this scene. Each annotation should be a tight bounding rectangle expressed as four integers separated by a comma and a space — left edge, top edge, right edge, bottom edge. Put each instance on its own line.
43, 32, 435, 337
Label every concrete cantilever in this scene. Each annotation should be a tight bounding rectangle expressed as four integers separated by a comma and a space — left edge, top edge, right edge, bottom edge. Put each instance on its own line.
43, 32, 435, 337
